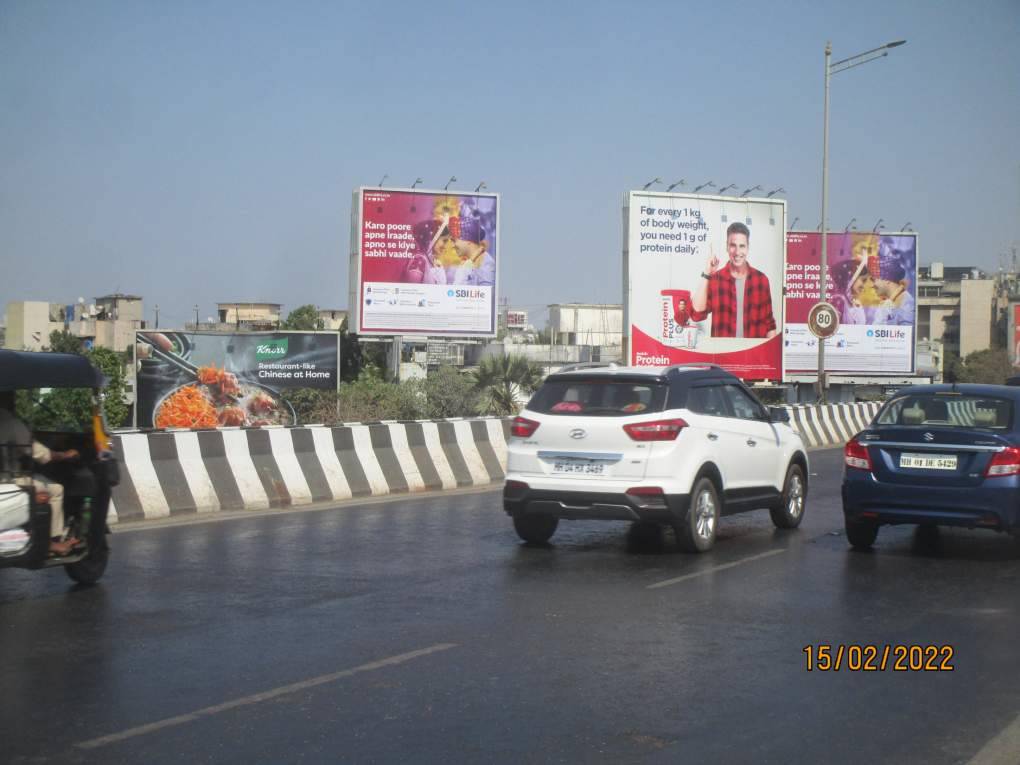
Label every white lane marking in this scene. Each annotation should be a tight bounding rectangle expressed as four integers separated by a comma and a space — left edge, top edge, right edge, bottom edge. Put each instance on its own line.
76, 642, 458, 751
647, 549, 787, 589
173, 432, 220, 514
309, 426, 352, 501
267, 428, 312, 506
967, 713, 1020, 765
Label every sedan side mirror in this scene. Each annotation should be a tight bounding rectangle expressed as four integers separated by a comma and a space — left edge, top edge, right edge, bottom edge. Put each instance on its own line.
769, 406, 790, 424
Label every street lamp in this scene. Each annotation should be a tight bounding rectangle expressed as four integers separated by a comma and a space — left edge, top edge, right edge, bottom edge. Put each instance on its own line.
790, 217, 800, 229
444, 176, 457, 190
667, 179, 686, 192
410, 177, 423, 189
872, 218, 885, 233
474, 181, 487, 192
767, 187, 786, 198
717, 183, 737, 196
377, 174, 388, 187
844, 217, 857, 232
817, 38, 906, 402
739, 185, 762, 198
901, 221, 913, 231
642, 178, 661, 190
693, 181, 715, 193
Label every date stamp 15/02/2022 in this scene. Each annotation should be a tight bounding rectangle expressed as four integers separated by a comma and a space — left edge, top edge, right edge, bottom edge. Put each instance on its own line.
803, 645, 954, 672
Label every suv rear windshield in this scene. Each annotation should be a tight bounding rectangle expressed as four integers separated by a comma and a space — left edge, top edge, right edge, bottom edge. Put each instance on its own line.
527, 378, 669, 417
876, 393, 1013, 430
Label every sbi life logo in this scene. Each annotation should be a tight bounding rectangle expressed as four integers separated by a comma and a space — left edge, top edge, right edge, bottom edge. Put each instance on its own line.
447, 289, 484, 299
867, 329, 906, 339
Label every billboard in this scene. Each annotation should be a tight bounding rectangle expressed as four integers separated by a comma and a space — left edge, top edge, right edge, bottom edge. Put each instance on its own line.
506, 310, 528, 329
350, 188, 499, 337
134, 331, 339, 428
624, 191, 786, 379
783, 232, 917, 375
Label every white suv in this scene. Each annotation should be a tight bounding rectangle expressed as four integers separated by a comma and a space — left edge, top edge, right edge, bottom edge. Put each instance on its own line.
503, 364, 809, 551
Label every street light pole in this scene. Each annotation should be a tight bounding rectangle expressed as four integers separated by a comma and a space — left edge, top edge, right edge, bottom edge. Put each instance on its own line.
818, 41, 831, 402
816, 38, 905, 404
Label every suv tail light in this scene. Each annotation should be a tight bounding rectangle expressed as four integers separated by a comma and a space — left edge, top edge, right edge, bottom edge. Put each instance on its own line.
844, 438, 872, 471
511, 417, 540, 438
985, 446, 1020, 477
623, 418, 688, 442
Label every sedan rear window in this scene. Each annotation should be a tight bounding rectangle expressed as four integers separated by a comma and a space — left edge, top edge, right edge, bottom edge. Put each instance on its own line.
876, 394, 1013, 430
527, 379, 669, 417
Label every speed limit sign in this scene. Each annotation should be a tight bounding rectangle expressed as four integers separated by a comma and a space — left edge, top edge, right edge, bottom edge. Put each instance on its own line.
807, 302, 839, 339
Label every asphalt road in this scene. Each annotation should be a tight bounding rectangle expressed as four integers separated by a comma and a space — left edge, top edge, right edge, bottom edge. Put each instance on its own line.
2, 448, 1020, 764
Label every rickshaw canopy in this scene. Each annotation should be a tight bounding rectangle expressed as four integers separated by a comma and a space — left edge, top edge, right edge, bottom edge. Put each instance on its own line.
0, 350, 107, 391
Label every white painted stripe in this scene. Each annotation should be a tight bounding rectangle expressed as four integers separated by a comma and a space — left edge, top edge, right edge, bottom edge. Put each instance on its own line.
172, 432, 220, 514
453, 419, 491, 485
106, 497, 119, 525
966, 712, 1020, 765
485, 418, 509, 472
76, 643, 459, 751
267, 429, 312, 506
387, 424, 425, 492
420, 422, 457, 490
221, 430, 270, 511
349, 425, 390, 496
309, 426, 352, 501
119, 433, 170, 519
816, 406, 838, 445
647, 549, 786, 589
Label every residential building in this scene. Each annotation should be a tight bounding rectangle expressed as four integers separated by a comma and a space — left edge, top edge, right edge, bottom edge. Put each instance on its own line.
548, 303, 623, 347
215, 302, 282, 331
317, 308, 348, 331
916, 263, 996, 357
4, 294, 144, 353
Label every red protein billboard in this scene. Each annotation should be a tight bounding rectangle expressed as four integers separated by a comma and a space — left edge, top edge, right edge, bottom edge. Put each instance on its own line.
350, 188, 499, 337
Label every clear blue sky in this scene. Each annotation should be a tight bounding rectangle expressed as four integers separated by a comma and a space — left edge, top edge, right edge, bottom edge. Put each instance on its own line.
2, 0, 1017, 329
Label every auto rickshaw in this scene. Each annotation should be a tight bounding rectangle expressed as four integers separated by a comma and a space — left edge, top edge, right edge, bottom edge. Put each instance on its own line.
0, 349, 119, 584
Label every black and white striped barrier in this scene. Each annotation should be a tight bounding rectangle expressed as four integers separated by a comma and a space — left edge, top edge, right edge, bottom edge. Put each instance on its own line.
107, 404, 882, 524
109, 419, 510, 523
784, 402, 882, 449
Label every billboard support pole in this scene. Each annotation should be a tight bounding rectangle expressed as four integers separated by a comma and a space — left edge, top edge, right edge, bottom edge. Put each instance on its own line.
817, 41, 831, 404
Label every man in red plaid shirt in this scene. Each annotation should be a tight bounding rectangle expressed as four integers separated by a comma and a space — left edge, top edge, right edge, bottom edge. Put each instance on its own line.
690, 222, 777, 339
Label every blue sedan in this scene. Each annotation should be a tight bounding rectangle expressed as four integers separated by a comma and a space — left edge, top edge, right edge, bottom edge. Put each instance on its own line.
842, 384, 1020, 550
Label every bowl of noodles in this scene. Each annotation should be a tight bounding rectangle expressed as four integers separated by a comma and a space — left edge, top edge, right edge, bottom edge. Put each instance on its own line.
153, 367, 295, 428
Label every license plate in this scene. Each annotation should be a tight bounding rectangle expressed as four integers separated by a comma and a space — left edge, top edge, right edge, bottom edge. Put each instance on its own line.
899, 453, 957, 470
552, 459, 606, 475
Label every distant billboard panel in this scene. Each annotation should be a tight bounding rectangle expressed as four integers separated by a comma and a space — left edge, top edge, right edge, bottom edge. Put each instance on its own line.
783, 232, 917, 375
350, 188, 499, 337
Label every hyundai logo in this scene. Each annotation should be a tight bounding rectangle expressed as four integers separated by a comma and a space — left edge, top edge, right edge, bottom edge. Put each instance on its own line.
569, 429, 587, 440
923, 432, 935, 442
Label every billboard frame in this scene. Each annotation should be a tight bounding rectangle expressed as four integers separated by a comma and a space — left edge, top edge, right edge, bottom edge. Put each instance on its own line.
781, 229, 919, 380
349, 186, 501, 339
623, 190, 787, 381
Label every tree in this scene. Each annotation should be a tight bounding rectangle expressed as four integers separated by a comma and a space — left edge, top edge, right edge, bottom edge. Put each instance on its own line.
952, 348, 1012, 385
470, 354, 545, 416
47, 329, 83, 354
419, 366, 480, 418
281, 304, 324, 331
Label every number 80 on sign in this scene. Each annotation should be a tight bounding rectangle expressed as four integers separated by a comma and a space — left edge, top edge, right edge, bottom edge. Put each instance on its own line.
807, 302, 840, 339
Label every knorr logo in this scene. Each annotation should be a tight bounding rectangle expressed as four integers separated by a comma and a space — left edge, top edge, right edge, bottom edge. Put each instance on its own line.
256, 338, 288, 360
